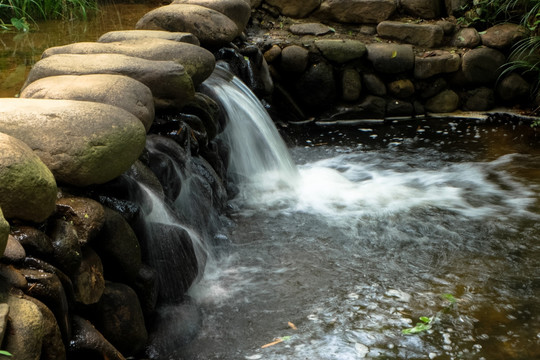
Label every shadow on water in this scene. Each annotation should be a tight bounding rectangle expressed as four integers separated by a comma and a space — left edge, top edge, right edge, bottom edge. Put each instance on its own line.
183, 68, 540, 360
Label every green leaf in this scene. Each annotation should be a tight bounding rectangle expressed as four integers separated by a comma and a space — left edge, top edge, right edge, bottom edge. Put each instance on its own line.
419, 316, 431, 324
442, 293, 456, 304
10, 17, 29, 32
391, 50, 397, 58
0, 350, 12, 356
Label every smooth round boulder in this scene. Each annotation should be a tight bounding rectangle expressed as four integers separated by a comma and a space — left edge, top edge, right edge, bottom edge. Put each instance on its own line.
0, 132, 57, 222
452, 27, 481, 48
136, 4, 240, 48
172, 0, 251, 32
0, 98, 146, 186
0, 208, 8, 257
425, 89, 459, 113
41, 39, 215, 87
20, 74, 155, 132
22, 53, 195, 110
5, 293, 45, 360
496, 73, 530, 102
98, 30, 200, 46
280, 45, 309, 73
94, 282, 147, 356
461, 47, 506, 85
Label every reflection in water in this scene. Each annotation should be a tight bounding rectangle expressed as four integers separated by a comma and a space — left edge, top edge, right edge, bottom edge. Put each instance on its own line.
0, 3, 155, 97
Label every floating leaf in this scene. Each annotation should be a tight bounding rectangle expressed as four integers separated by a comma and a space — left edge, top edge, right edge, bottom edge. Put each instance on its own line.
288, 321, 297, 330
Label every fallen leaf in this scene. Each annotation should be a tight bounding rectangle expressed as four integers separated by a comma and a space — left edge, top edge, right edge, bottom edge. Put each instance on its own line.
261, 338, 283, 349
288, 322, 297, 330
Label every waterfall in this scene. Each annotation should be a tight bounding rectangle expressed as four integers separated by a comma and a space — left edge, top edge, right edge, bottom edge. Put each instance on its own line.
201, 63, 298, 186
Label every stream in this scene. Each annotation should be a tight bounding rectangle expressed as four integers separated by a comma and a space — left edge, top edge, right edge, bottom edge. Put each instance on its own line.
185, 69, 540, 360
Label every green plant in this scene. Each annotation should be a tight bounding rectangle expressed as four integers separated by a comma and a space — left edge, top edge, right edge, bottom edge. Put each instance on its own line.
458, 0, 540, 29
0, 350, 12, 356
0, 0, 98, 31
402, 294, 457, 335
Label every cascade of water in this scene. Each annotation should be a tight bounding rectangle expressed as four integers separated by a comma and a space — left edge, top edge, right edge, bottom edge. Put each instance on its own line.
201, 63, 298, 186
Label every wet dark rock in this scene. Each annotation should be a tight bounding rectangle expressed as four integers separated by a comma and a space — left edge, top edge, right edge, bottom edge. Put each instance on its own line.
362, 73, 386, 96
147, 299, 201, 359
386, 99, 414, 117
94, 208, 142, 285
200, 140, 228, 182
10, 226, 54, 262
72, 247, 105, 305
496, 73, 531, 103
461, 47, 506, 85
417, 77, 447, 99
331, 96, 386, 120
20, 267, 71, 343
280, 45, 309, 73
425, 89, 459, 113
68, 315, 125, 360
48, 219, 82, 276
366, 43, 414, 74
55, 196, 105, 246
464, 87, 495, 111
140, 222, 202, 303
183, 93, 221, 140
145, 135, 189, 201
452, 27, 481, 48
296, 61, 337, 111
94, 282, 147, 356
239, 45, 275, 97
341, 68, 362, 102
388, 79, 415, 99
2, 235, 26, 263
132, 264, 159, 319
23, 295, 66, 360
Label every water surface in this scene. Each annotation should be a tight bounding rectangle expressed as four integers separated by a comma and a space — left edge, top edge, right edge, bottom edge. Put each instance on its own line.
0, 3, 154, 97
185, 118, 540, 360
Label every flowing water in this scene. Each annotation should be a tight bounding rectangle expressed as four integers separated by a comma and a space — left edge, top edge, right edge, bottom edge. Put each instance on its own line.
182, 69, 540, 360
